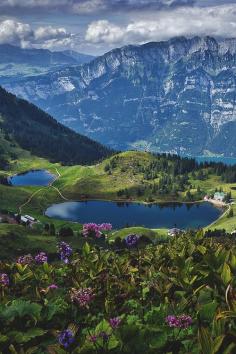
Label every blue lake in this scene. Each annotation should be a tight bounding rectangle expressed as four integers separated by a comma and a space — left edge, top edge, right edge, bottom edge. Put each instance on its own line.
9, 170, 55, 186
195, 156, 236, 166
45, 200, 222, 229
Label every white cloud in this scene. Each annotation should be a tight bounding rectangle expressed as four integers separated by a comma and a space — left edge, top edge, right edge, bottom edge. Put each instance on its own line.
0, 19, 73, 49
85, 20, 124, 44
0, 0, 195, 13
85, 4, 236, 47
34, 26, 68, 41
0, 19, 33, 47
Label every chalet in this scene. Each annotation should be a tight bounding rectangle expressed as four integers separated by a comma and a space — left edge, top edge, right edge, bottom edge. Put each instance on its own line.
214, 192, 226, 202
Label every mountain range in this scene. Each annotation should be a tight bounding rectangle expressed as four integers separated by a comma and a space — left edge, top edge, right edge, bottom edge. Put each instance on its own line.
0, 44, 94, 79
0, 86, 111, 167
1, 36, 236, 156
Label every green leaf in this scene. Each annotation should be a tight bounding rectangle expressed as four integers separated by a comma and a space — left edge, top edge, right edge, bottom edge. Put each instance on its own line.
83, 242, 90, 256
0, 334, 8, 343
9, 328, 46, 344
198, 327, 213, 354
95, 319, 111, 335
198, 301, 218, 322
221, 263, 232, 285
149, 332, 167, 349
212, 335, 225, 354
1, 300, 42, 323
108, 334, 119, 350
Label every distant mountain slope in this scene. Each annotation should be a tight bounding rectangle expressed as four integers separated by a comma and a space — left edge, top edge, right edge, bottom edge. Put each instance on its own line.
0, 86, 112, 165
0, 44, 94, 66
0, 44, 94, 79
2, 36, 236, 156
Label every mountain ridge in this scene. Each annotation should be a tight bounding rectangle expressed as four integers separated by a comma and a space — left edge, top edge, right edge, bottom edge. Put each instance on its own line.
1, 36, 236, 156
0, 86, 112, 166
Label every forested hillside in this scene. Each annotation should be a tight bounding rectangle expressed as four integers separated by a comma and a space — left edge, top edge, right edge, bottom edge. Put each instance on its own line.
0, 87, 112, 165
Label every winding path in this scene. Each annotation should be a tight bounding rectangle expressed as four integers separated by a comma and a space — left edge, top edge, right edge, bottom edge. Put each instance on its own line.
18, 167, 68, 213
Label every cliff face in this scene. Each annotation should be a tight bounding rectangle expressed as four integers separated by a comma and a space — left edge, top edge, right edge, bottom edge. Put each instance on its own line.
1, 36, 236, 156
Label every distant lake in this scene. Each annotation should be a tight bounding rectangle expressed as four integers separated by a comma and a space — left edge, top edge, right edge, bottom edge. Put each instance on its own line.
9, 170, 55, 186
45, 200, 222, 229
195, 156, 236, 166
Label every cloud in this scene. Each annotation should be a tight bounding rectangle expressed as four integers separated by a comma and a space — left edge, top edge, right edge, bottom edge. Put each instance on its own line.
34, 26, 69, 41
0, 0, 196, 14
0, 19, 74, 49
85, 20, 124, 44
72, 0, 195, 14
85, 4, 236, 47
0, 19, 34, 47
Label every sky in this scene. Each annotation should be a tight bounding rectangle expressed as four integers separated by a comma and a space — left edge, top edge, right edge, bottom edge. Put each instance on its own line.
0, 0, 235, 55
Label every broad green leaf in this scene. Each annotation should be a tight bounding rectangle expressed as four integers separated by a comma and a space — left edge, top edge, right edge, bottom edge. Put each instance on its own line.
221, 263, 232, 285
9, 328, 46, 344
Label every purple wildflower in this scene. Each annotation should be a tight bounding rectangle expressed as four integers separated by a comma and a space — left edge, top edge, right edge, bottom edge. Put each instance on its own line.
125, 234, 139, 247
109, 317, 121, 329
178, 315, 193, 329
99, 331, 110, 342
35, 252, 47, 264
0, 273, 9, 287
17, 254, 34, 265
89, 335, 97, 343
82, 223, 112, 238
166, 315, 179, 328
48, 284, 58, 290
166, 315, 192, 329
58, 329, 75, 348
57, 242, 72, 264
70, 287, 94, 307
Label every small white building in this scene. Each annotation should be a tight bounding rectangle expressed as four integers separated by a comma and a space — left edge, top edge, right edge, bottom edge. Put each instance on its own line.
24, 215, 36, 222
214, 192, 226, 202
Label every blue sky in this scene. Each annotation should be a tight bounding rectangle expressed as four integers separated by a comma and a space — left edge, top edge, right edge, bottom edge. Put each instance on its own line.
0, 1, 235, 55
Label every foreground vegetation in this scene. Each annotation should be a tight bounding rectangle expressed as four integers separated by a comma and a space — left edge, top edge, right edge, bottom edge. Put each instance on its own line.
0, 232, 236, 353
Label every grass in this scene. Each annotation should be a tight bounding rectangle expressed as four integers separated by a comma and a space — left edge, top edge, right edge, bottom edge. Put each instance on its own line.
110, 227, 169, 243
0, 222, 89, 260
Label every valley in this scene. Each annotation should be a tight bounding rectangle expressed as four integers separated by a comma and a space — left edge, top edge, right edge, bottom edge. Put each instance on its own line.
1, 150, 236, 259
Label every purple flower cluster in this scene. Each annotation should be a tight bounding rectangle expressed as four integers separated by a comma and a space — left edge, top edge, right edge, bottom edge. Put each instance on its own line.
34, 252, 48, 264
48, 284, 58, 290
109, 317, 121, 329
70, 287, 94, 307
166, 315, 193, 329
58, 329, 75, 348
0, 273, 9, 287
57, 242, 72, 264
82, 223, 112, 238
125, 234, 139, 247
17, 254, 34, 265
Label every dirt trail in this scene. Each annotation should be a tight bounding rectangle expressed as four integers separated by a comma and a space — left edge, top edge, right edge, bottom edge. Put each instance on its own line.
18, 167, 68, 213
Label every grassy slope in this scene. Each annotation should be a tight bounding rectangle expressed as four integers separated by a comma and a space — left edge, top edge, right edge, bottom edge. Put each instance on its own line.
1, 151, 236, 240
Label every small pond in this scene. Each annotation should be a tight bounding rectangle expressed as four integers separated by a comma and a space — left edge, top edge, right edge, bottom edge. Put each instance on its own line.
45, 200, 222, 229
8, 169, 56, 186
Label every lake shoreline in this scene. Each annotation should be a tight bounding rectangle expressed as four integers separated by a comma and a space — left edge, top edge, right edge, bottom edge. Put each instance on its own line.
45, 199, 223, 230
